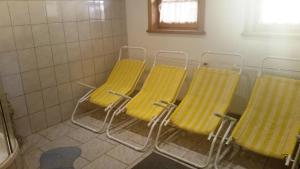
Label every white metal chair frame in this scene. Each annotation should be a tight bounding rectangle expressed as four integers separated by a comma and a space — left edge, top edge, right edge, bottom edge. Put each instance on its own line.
155, 51, 243, 168
71, 46, 147, 133
106, 50, 189, 152
214, 57, 300, 169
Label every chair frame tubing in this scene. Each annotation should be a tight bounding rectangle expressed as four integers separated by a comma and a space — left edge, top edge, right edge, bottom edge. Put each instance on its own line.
71, 83, 123, 133
106, 100, 175, 152
155, 111, 233, 168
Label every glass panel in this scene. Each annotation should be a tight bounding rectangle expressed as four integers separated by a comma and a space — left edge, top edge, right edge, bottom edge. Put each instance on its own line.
159, 0, 198, 24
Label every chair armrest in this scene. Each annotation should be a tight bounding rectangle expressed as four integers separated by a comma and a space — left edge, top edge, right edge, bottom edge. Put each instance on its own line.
214, 113, 237, 122
108, 90, 132, 100
153, 100, 177, 108
77, 82, 96, 89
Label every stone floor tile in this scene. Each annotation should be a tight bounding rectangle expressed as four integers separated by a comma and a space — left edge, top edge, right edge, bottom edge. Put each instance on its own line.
80, 138, 115, 161
82, 155, 127, 169
39, 136, 81, 152
39, 123, 76, 141
107, 144, 144, 165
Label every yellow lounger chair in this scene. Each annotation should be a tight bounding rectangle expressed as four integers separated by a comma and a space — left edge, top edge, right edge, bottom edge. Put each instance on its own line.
106, 50, 188, 151
155, 52, 242, 168
71, 46, 146, 133
214, 57, 300, 169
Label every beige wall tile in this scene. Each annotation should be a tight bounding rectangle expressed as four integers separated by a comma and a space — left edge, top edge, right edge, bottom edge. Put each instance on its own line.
45, 105, 61, 126
30, 111, 47, 132
67, 42, 81, 61
32, 24, 50, 46
25, 91, 44, 114
18, 48, 37, 72
0, 27, 16, 52
21, 70, 41, 93
60, 100, 74, 121
52, 44, 68, 65
82, 59, 95, 76
89, 2, 101, 20
42, 86, 59, 108
0, 2, 11, 26
54, 64, 70, 84
102, 20, 113, 37
46, 1, 62, 23
49, 23, 65, 44
80, 40, 93, 59
71, 81, 86, 99
2, 74, 23, 98
61, 1, 77, 22
39, 67, 56, 88
0, 51, 19, 76
14, 116, 32, 137
13, 25, 34, 49
103, 37, 114, 54
36, 46, 53, 68
10, 95, 28, 119
94, 57, 105, 74
78, 21, 91, 40
76, 1, 89, 21
90, 20, 102, 39
95, 73, 106, 86
101, 0, 112, 20
63, 22, 79, 42
92, 39, 104, 57
69, 61, 83, 80
28, 1, 47, 24
8, 1, 30, 26
112, 19, 122, 36
84, 76, 96, 87
57, 83, 73, 103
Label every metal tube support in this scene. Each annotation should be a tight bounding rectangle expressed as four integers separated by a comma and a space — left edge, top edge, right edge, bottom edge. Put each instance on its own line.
214, 119, 236, 169
291, 136, 300, 169
155, 117, 227, 168
106, 106, 169, 152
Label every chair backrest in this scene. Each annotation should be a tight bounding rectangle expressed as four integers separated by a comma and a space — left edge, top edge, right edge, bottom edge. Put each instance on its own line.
232, 75, 300, 158
170, 67, 240, 134
139, 64, 186, 103
187, 67, 240, 109
105, 59, 145, 94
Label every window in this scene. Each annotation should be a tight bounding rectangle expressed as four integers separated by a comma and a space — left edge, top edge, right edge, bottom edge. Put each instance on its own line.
148, 0, 205, 34
244, 0, 300, 37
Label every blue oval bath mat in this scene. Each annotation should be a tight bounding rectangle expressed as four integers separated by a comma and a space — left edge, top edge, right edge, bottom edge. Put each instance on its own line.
40, 147, 81, 169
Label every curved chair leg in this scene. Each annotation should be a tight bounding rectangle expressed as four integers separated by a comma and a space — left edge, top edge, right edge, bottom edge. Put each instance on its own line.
155, 120, 227, 168
214, 120, 236, 169
71, 99, 113, 133
106, 107, 168, 152
291, 137, 300, 169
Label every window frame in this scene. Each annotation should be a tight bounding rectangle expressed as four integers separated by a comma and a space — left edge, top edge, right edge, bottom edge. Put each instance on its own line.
147, 0, 206, 35
243, 0, 300, 38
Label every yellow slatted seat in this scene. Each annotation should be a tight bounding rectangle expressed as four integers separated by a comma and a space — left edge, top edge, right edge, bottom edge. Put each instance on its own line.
89, 59, 145, 107
126, 64, 186, 121
232, 75, 300, 159
170, 67, 240, 135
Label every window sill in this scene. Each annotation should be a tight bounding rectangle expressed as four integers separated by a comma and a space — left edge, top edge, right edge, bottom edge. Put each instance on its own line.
147, 29, 206, 35
242, 31, 300, 39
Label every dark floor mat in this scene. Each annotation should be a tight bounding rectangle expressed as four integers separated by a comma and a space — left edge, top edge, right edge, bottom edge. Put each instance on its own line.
40, 147, 81, 169
132, 152, 192, 169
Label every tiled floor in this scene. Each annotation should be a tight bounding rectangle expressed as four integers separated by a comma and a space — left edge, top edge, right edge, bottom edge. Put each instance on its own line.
17, 111, 288, 169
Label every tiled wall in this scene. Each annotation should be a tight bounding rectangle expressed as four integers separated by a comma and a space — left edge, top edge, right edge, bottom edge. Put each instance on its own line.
0, 0, 127, 137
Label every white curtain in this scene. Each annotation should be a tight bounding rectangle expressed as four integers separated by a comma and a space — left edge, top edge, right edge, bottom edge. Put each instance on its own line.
159, 0, 198, 24
260, 0, 300, 24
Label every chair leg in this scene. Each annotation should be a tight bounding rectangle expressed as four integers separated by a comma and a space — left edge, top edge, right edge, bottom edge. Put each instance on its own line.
214, 120, 236, 169
71, 98, 113, 133
291, 138, 300, 169
106, 108, 167, 152
155, 120, 227, 168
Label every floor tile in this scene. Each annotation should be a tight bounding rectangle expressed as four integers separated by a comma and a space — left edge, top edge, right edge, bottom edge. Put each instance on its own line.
82, 155, 127, 169
68, 128, 98, 143
39, 123, 75, 140
39, 136, 81, 152
74, 157, 90, 169
23, 148, 43, 169
107, 144, 143, 165
80, 138, 115, 161
21, 134, 50, 154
